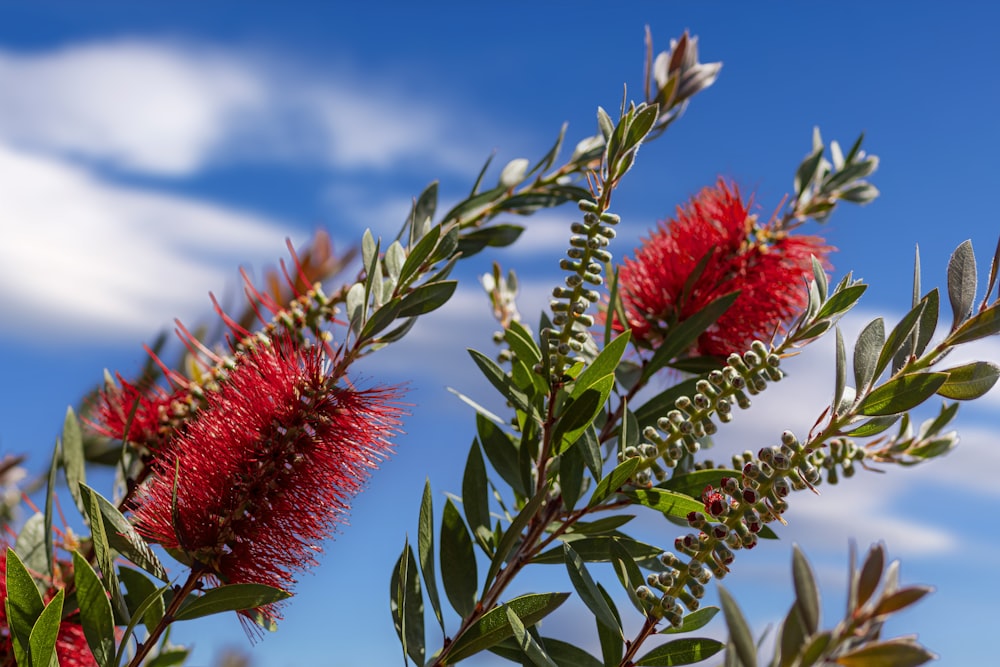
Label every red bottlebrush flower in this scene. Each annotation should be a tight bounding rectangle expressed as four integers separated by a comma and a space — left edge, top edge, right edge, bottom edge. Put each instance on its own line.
0, 551, 97, 667
701, 485, 728, 517
613, 179, 831, 357
131, 338, 403, 620
91, 375, 185, 451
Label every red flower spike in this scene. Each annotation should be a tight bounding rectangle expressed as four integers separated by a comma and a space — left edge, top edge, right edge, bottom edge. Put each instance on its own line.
0, 551, 97, 666
91, 375, 184, 452
132, 338, 403, 621
613, 179, 831, 357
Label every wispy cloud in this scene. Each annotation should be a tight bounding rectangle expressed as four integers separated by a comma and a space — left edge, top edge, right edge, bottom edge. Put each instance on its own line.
0, 38, 488, 176
0, 144, 296, 341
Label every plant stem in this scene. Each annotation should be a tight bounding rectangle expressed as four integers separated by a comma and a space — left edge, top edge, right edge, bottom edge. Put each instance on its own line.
126, 566, 204, 667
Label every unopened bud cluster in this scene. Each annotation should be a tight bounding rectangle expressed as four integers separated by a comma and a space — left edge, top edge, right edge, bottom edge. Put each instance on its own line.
625, 341, 783, 477
635, 549, 713, 626
543, 199, 619, 376
635, 429, 869, 625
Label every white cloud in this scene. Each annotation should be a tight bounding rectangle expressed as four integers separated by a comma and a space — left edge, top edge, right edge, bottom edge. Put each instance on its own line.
0, 38, 487, 176
0, 144, 298, 341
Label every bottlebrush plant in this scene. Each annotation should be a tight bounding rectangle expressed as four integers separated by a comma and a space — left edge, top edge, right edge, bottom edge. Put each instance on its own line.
2, 28, 997, 667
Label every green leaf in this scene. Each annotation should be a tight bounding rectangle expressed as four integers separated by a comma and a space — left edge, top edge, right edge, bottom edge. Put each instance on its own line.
462, 440, 493, 553
625, 488, 703, 520
145, 648, 191, 667
63, 407, 87, 516
533, 535, 664, 566
397, 280, 458, 318
119, 567, 164, 632
873, 300, 925, 379
14, 513, 48, 583
359, 297, 403, 341
579, 425, 603, 482
815, 284, 867, 322
610, 540, 648, 613
505, 320, 543, 367
418, 481, 444, 633
661, 606, 720, 634
946, 302, 1000, 345
557, 436, 585, 511
871, 585, 932, 616
596, 583, 624, 666
636, 637, 725, 666
833, 328, 847, 415
791, 546, 820, 635
113, 580, 171, 667
587, 458, 639, 508
839, 415, 901, 438
175, 583, 290, 621
643, 292, 739, 383
457, 224, 525, 257
659, 469, 742, 499
506, 606, 558, 667
73, 551, 115, 667
441, 499, 478, 617
399, 223, 441, 287
29, 589, 64, 667
555, 376, 614, 454
857, 373, 949, 416
43, 445, 57, 579
937, 361, 1000, 400
389, 541, 425, 667
484, 489, 547, 592
794, 145, 824, 197
855, 544, 884, 609
853, 318, 885, 393
777, 601, 807, 667
477, 415, 527, 497
563, 544, 622, 637
80, 484, 168, 582
913, 288, 939, 358
442, 592, 570, 664
469, 348, 532, 415
718, 586, 756, 667
575, 331, 630, 395
947, 240, 977, 329
834, 638, 936, 667
5, 547, 44, 666
540, 637, 603, 667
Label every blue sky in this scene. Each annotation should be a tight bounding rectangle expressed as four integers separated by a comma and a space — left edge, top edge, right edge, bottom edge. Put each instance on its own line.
0, 3, 997, 665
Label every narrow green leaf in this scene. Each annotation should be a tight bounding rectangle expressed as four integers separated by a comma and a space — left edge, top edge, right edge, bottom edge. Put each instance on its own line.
558, 437, 585, 511
596, 583, 624, 666
610, 540, 648, 613
858, 373, 949, 416
397, 280, 458, 318
626, 488, 703, 520
799, 631, 833, 666
399, 223, 441, 288
937, 361, 1000, 400
14, 513, 48, 582
791, 546, 820, 635
175, 583, 290, 621
855, 544, 884, 609
660, 469, 742, 498
839, 415, 901, 438
777, 602, 806, 667
913, 289, 939, 358
5, 546, 44, 666
506, 606, 558, 667
871, 585, 932, 616
814, 284, 867, 322
484, 489, 548, 593
43, 444, 57, 579
74, 551, 115, 667
835, 638, 936, 667
563, 544, 622, 637
418, 481, 444, 633
469, 348, 531, 415
462, 440, 492, 553
661, 607, 720, 634
29, 589, 64, 667
389, 541, 425, 667
947, 240, 977, 329
643, 293, 738, 383
636, 637, 725, 666
358, 297, 402, 341
83, 489, 130, 621
579, 425, 603, 482
533, 535, 663, 566
145, 648, 190, 667
555, 376, 614, 454
442, 592, 569, 664
505, 320, 543, 367
63, 407, 87, 516
947, 302, 1000, 345
833, 328, 847, 415
873, 300, 925, 380
587, 458, 640, 508
441, 499, 478, 617
477, 415, 526, 497
457, 224, 524, 257
80, 484, 168, 582
853, 318, 885, 393
575, 331, 630, 396
113, 581, 171, 667
718, 586, 756, 667
119, 567, 164, 632
541, 637, 603, 667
